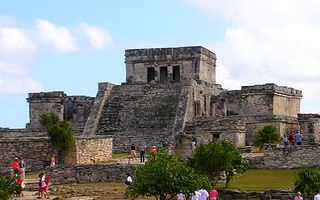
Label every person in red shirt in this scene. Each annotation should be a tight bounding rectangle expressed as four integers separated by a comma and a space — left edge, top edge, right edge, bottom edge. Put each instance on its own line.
11, 157, 21, 175
150, 146, 157, 153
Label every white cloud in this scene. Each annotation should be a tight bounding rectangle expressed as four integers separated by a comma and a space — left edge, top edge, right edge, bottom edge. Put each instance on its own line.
36, 19, 78, 53
79, 23, 113, 50
185, 0, 320, 114
0, 24, 43, 94
0, 17, 112, 95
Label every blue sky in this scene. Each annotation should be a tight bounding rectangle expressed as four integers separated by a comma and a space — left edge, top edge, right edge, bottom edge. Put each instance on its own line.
1, 0, 320, 128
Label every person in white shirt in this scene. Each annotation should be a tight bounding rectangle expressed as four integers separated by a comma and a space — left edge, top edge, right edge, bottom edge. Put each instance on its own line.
191, 191, 201, 200
314, 192, 320, 200
198, 187, 209, 200
125, 173, 132, 187
177, 192, 186, 200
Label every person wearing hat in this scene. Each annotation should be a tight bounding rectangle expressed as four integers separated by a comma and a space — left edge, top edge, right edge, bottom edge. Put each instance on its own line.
150, 146, 157, 153
294, 191, 303, 200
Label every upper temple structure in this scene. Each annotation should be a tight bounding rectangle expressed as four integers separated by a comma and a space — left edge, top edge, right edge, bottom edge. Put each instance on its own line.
1, 46, 320, 164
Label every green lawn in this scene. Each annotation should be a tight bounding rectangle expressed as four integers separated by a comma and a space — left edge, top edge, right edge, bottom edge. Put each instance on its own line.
227, 169, 300, 191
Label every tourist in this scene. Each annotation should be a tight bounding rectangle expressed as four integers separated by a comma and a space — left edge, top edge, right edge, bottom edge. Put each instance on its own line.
131, 144, 137, 161
294, 191, 303, 200
289, 132, 295, 146
50, 153, 56, 168
139, 143, 146, 162
124, 173, 132, 187
191, 191, 201, 200
198, 187, 209, 200
209, 188, 218, 200
282, 135, 289, 150
19, 157, 26, 179
295, 130, 303, 145
16, 174, 25, 200
150, 146, 157, 154
11, 157, 21, 176
177, 192, 186, 200
314, 191, 320, 200
38, 172, 49, 199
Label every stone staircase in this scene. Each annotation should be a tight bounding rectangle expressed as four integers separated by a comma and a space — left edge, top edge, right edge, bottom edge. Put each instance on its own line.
96, 83, 184, 153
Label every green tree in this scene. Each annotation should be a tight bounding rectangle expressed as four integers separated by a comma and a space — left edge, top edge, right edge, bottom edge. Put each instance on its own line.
190, 141, 248, 188
125, 149, 209, 200
294, 168, 320, 198
39, 113, 75, 163
254, 124, 280, 150
0, 174, 22, 200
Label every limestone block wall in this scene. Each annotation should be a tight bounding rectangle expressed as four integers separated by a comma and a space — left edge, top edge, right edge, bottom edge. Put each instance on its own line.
125, 46, 216, 85
248, 144, 320, 169
188, 80, 223, 119
244, 115, 299, 145
0, 128, 47, 138
0, 137, 53, 171
298, 114, 320, 144
48, 164, 134, 185
27, 92, 66, 130
184, 116, 247, 147
64, 96, 95, 135
76, 136, 112, 164
221, 84, 302, 117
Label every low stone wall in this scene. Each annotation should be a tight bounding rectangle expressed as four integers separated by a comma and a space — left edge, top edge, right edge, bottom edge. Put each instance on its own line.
0, 137, 53, 171
0, 136, 112, 171
76, 136, 112, 164
248, 144, 320, 169
49, 164, 135, 185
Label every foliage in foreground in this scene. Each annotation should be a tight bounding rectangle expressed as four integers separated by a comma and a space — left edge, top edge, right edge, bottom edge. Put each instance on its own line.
254, 124, 281, 150
40, 113, 75, 163
294, 168, 320, 197
126, 149, 209, 200
0, 174, 22, 200
189, 140, 249, 188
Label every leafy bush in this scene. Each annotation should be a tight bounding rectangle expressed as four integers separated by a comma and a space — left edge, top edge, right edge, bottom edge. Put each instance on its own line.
126, 149, 208, 200
0, 174, 22, 200
190, 141, 248, 188
294, 168, 320, 198
254, 124, 280, 150
40, 113, 75, 163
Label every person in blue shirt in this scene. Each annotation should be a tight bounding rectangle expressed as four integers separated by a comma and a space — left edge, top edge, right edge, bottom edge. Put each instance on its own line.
295, 130, 303, 145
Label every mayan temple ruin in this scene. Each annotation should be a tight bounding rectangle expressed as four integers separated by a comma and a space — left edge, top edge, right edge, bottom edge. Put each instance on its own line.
1, 46, 320, 171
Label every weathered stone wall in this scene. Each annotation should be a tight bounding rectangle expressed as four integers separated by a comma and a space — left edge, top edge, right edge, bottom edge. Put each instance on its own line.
64, 96, 94, 134
222, 84, 302, 118
0, 137, 53, 171
96, 83, 184, 153
185, 115, 300, 147
0, 128, 47, 138
125, 46, 216, 85
27, 92, 66, 130
248, 144, 320, 169
47, 164, 134, 185
76, 136, 112, 164
189, 80, 224, 119
0, 136, 112, 171
82, 82, 115, 136
244, 115, 299, 145
184, 116, 247, 147
298, 114, 320, 144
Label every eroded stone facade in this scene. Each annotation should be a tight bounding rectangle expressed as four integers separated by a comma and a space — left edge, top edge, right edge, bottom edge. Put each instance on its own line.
1, 46, 320, 162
